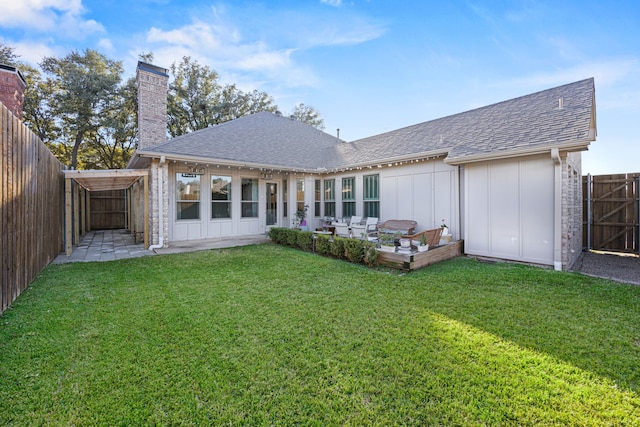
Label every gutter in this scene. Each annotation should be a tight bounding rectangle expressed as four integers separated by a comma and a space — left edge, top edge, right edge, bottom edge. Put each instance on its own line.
444, 140, 592, 166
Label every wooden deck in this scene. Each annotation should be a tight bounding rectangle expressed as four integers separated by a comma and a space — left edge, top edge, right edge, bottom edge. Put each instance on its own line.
376, 240, 464, 271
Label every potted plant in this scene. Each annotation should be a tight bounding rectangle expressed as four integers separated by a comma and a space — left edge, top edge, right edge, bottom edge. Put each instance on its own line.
377, 232, 398, 253
417, 232, 429, 252
440, 219, 449, 236
296, 205, 309, 231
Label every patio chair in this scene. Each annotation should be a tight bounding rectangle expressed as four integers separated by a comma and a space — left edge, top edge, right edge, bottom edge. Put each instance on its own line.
350, 217, 378, 240
333, 222, 351, 237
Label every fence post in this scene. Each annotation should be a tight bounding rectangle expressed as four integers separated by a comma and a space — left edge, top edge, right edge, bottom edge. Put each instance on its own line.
586, 173, 592, 251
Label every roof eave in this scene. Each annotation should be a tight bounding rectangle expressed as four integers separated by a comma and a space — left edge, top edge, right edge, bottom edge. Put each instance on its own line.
135, 151, 319, 173
445, 140, 593, 165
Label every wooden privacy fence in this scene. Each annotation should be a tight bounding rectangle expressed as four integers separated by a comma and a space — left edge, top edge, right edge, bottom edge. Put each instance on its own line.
1, 103, 65, 314
90, 189, 126, 229
583, 173, 639, 254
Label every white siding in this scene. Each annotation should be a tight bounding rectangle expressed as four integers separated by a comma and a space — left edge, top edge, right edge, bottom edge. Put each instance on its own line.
380, 160, 458, 235
464, 156, 554, 266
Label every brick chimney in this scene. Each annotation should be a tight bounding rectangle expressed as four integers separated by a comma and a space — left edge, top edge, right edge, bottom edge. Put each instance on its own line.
0, 64, 26, 120
136, 61, 169, 149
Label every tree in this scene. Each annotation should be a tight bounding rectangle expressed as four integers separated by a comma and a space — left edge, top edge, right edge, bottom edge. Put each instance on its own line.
167, 56, 278, 137
40, 49, 123, 169
0, 43, 20, 65
21, 64, 59, 147
289, 103, 324, 129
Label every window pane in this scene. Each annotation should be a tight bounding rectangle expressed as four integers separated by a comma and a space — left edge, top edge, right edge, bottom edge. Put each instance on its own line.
176, 173, 200, 220
283, 179, 288, 218
314, 179, 321, 217
363, 174, 379, 200
324, 201, 335, 217
241, 202, 258, 218
241, 178, 258, 218
324, 179, 335, 218
296, 179, 305, 212
364, 201, 379, 218
211, 175, 231, 219
343, 201, 356, 217
177, 202, 200, 220
342, 177, 355, 200
324, 179, 335, 201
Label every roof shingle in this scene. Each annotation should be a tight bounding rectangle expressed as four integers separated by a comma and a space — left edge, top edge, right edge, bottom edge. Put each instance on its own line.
137, 78, 595, 169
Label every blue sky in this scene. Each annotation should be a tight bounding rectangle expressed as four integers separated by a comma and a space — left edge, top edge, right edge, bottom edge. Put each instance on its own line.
1, 0, 638, 175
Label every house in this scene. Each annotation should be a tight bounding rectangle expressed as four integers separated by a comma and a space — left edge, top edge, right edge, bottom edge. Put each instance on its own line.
129, 62, 596, 271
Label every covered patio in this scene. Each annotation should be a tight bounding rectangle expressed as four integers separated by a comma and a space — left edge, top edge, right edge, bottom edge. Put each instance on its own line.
63, 169, 150, 256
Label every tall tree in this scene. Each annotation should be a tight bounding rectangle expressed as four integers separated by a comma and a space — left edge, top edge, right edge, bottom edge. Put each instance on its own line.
21, 64, 59, 146
40, 49, 123, 169
289, 103, 324, 129
167, 56, 278, 137
0, 43, 20, 65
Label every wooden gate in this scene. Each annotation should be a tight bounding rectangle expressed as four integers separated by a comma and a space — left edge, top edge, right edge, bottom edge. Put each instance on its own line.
583, 173, 639, 254
90, 189, 126, 229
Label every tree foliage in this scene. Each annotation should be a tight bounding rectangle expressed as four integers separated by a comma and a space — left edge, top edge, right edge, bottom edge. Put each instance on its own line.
4, 44, 325, 170
167, 56, 278, 137
290, 103, 324, 130
0, 43, 20, 65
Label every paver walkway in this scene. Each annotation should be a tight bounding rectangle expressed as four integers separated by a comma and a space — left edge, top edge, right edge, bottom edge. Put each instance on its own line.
52, 230, 270, 264
52, 229, 154, 264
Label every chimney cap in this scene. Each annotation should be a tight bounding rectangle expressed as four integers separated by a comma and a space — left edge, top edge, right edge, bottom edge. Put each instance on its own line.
0, 63, 26, 87
136, 61, 169, 77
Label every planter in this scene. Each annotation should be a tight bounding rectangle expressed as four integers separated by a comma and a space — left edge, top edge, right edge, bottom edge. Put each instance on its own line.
399, 238, 411, 249
417, 244, 429, 253
377, 245, 396, 253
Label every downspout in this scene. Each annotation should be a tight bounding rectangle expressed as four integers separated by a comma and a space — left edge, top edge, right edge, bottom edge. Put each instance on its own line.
551, 148, 562, 271
148, 156, 166, 250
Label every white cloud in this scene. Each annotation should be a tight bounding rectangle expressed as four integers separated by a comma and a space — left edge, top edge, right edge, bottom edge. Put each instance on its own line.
320, 0, 342, 6
10, 40, 59, 65
0, 0, 103, 36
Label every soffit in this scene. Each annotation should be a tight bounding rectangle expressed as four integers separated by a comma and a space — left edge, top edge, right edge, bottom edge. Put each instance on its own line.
63, 169, 148, 191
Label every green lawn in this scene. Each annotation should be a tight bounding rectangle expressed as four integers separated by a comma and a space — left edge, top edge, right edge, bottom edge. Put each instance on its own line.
1, 244, 639, 425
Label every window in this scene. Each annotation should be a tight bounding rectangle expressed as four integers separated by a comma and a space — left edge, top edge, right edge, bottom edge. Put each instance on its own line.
324, 179, 335, 218
342, 177, 356, 217
241, 178, 258, 218
363, 174, 380, 218
211, 175, 231, 219
296, 179, 305, 213
314, 179, 321, 217
176, 173, 200, 220
283, 179, 288, 218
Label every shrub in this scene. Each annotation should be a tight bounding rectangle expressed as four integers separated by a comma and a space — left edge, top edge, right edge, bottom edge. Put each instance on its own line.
285, 228, 299, 247
344, 238, 365, 263
315, 234, 332, 255
362, 241, 378, 267
297, 231, 314, 251
330, 237, 347, 260
268, 227, 286, 245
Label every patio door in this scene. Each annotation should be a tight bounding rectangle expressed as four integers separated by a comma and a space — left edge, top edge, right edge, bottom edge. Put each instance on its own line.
266, 182, 278, 229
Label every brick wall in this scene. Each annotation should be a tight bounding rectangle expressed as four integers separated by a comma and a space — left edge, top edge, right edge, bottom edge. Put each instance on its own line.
0, 65, 26, 120
562, 151, 583, 269
136, 62, 168, 150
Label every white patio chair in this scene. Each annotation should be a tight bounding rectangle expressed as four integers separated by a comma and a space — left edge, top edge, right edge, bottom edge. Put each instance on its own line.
351, 217, 378, 240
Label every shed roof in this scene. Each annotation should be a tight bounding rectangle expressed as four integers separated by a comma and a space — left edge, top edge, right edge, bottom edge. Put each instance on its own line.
135, 78, 596, 170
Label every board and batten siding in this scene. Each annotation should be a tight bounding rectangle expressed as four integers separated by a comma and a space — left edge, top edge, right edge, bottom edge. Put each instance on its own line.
464, 155, 555, 266
380, 160, 459, 234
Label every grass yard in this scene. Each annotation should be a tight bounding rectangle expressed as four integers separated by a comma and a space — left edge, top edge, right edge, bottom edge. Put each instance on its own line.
1, 244, 639, 425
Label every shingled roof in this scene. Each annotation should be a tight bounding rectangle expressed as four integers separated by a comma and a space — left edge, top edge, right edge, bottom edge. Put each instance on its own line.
136, 78, 596, 170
